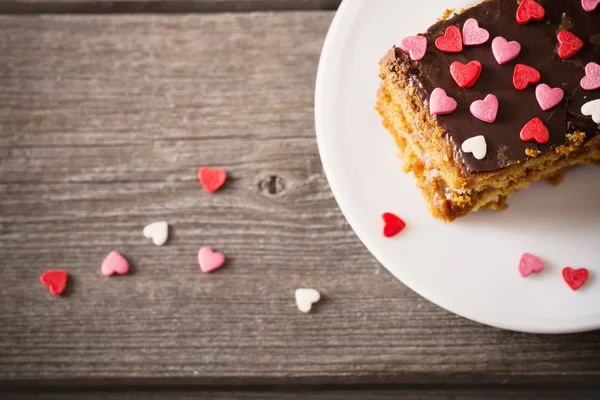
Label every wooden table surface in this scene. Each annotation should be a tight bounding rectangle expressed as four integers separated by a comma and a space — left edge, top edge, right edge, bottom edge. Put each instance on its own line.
1, 1, 600, 399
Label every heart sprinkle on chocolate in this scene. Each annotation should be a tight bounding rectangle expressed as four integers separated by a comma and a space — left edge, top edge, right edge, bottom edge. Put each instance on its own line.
520, 118, 549, 144
435, 26, 463, 53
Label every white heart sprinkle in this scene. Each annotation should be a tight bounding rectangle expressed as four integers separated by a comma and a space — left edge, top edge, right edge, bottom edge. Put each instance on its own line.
143, 221, 169, 246
461, 135, 487, 160
295, 288, 320, 313
581, 99, 600, 124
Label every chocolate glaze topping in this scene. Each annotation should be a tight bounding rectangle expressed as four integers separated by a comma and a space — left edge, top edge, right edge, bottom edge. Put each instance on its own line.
403, 0, 599, 173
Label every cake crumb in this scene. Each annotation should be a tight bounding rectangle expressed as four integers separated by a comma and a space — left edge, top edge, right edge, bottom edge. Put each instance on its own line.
438, 9, 456, 21
547, 172, 564, 186
566, 131, 586, 148
525, 148, 542, 158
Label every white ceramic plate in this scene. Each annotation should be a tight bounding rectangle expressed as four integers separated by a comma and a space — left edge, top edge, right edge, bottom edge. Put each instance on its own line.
315, 0, 600, 333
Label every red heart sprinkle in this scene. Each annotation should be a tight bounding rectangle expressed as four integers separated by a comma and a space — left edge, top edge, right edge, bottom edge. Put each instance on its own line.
513, 64, 541, 91
557, 31, 584, 59
198, 166, 227, 193
516, 0, 545, 25
435, 26, 463, 53
382, 212, 406, 238
40, 270, 68, 296
520, 117, 549, 144
450, 60, 482, 88
562, 267, 589, 291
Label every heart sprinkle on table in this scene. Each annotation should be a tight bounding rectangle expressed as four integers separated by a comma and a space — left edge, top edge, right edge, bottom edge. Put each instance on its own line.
295, 288, 320, 313
198, 166, 227, 193
535, 84, 564, 111
461, 135, 487, 160
143, 221, 169, 246
429, 88, 457, 115
513, 64, 540, 91
581, 99, 600, 123
382, 212, 406, 238
491, 37, 521, 65
562, 267, 589, 291
400, 35, 427, 61
518, 253, 544, 278
516, 0, 545, 25
520, 118, 549, 144
450, 60, 482, 88
198, 246, 226, 273
557, 31, 583, 59
435, 25, 462, 53
470, 94, 498, 123
462, 18, 489, 46
40, 270, 68, 296
101, 251, 130, 277
580, 62, 600, 91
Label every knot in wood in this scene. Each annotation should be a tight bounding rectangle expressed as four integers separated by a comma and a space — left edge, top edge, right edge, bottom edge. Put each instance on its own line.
258, 175, 286, 197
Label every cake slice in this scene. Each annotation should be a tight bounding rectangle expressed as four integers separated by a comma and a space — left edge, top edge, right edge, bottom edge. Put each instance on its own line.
376, 0, 600, 222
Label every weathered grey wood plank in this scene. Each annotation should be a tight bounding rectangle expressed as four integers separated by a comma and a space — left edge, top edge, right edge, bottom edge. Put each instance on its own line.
1, 13, 600, 385
0, 0, 341, 13
5, 389, 600, 400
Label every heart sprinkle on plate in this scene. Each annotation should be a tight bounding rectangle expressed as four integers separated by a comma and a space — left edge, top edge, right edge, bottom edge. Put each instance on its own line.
295, 288, 320, 313
518, 253, 544, 278
562, 267, 589, 291
101, 251, 130, 277
40, 270, 68, 296
143, 221, 169, 246
382, 212, 406, 238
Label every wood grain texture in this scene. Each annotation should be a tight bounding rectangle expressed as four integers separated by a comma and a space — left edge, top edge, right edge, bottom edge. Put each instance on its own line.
1, 13, 600, 386
0, 0, 342, 13
5, 389, 600, 400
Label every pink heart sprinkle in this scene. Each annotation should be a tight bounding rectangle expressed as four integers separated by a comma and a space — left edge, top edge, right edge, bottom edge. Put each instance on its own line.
462, 18, 490, 46
429, 88, 457, 116
469, 94, 499, 123
198, 246, 226, 273
535, 84, 564, 111
582, 0, 599, 12
101, 251, 129, 276
400, 35, 427, 61
519, 253, 544, 278
491, 36, 521, 65
581, 62, 600, 91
